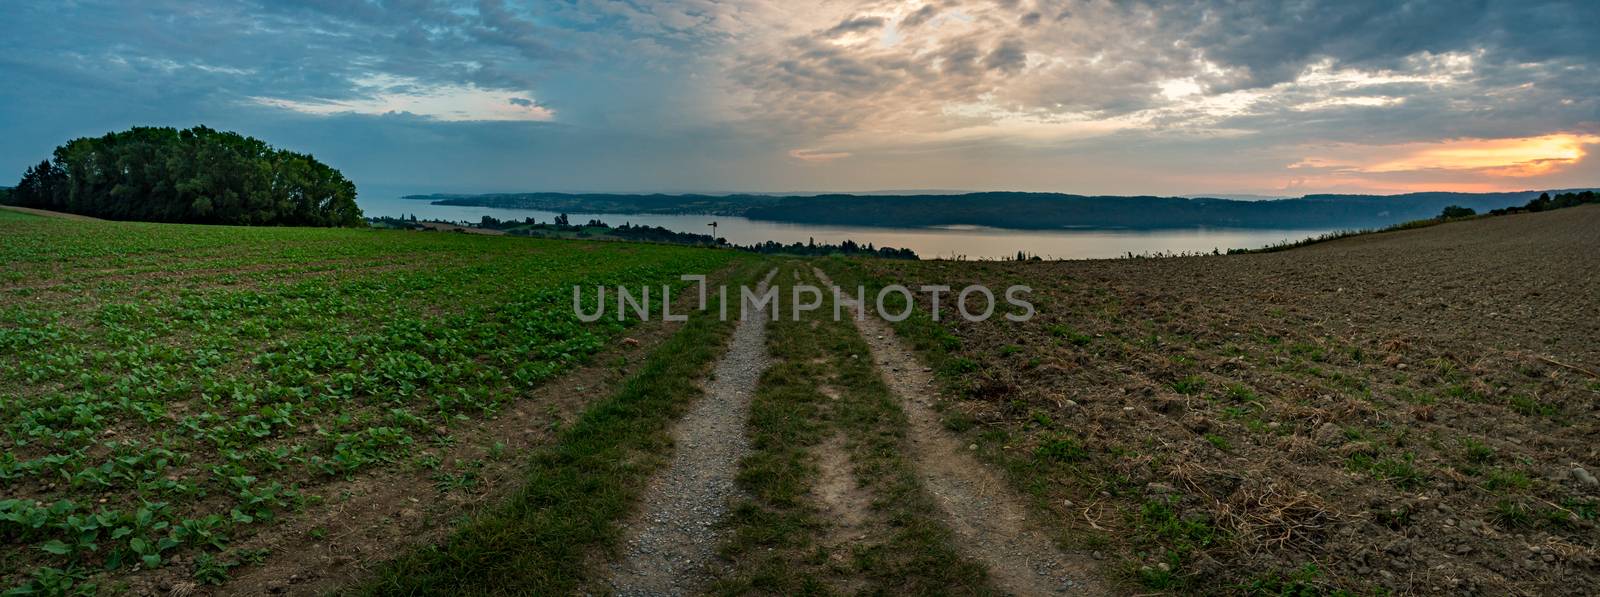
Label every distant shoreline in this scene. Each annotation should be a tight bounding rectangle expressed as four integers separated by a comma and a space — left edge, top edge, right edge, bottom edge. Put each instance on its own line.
397, 189, 1594, 231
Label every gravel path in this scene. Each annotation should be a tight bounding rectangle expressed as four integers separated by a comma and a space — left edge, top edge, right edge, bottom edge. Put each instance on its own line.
607, 268, 777, 596
813, 267, 1103, 596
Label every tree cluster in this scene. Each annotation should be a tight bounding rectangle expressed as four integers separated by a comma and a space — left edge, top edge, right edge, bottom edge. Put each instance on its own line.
6, 126, 363, 226
744, 238, 918, 260
1489, 191, 1598, 216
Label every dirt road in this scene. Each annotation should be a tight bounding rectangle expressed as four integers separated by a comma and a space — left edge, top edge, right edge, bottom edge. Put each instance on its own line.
607, 268, 778, 595
814, 267, 1104, 595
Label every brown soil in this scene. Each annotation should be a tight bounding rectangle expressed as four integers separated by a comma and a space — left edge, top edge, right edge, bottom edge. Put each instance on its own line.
811, 429, 877, 594
0, 204, 106, 221
842, 205, 1600, 594
815, 267, 1106, 595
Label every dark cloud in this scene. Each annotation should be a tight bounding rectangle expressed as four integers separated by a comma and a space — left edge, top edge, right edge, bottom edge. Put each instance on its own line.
900, 5, 939, 28
825, 16, 886, 37
984, 38, 1027, 74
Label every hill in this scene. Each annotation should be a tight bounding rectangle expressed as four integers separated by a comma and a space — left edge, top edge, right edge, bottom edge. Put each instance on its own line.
412, 189, 1591, 230
5, 126, 363, 226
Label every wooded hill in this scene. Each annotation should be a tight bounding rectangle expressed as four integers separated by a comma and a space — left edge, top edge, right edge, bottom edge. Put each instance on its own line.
411, 189, 1594, 230
6, 126, 363, 227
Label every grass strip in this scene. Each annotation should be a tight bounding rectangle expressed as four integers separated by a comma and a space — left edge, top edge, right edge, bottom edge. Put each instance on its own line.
352, 258, 766, 595
711, 261, 836, 594
714, 262, 992, 595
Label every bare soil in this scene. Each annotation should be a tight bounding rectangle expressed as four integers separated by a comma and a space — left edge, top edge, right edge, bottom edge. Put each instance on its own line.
0, 204, 106, 221
811, 429, 877, 593
842, 206, 1600, 594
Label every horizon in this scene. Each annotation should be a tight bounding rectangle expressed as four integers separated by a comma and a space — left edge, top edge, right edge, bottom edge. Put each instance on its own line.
3, 1, 1598, 197
387, 187, 1591, 200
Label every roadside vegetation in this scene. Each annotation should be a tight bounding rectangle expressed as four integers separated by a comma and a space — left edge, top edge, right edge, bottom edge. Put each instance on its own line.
0, 209, 736, 594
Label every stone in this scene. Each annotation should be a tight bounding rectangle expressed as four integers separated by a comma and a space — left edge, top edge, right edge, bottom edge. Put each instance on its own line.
1146, 482, 1177, 494
1571, 466, 1599, 487
1312, 422, 1341, 445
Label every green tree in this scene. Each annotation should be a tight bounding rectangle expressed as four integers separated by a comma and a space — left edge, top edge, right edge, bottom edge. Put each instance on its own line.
7, 126, 362, 226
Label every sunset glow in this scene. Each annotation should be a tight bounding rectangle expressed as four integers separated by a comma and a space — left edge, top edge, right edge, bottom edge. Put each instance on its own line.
1361, 134, 1599, 176
3, 2, 1596, 195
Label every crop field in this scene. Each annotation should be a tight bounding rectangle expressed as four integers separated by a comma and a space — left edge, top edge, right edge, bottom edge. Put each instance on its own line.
0, 209, 737, 594
821, 206, 1600, 594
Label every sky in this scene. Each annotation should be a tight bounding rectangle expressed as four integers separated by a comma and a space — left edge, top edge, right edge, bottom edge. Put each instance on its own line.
1, 0, 1597, 197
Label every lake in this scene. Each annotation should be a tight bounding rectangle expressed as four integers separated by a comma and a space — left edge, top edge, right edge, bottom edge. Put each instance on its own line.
358, 195, 1333, 260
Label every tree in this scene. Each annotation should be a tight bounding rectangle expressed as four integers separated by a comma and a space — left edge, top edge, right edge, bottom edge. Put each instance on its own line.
1526, 192, 1553, 212
1439, 205, 1476, 219
6, 126, 362, 226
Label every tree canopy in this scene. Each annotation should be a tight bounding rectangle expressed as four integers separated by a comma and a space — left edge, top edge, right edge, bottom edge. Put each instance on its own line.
6, 126, 363, 226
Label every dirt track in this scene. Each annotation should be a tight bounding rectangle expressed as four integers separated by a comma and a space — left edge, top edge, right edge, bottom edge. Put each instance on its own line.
816, 267, 1104, 594
843, 206, 1600, 594
607, 268, 778, 595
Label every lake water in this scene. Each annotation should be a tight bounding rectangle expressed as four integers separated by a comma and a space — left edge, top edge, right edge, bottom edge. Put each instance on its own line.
358, 194, 1333, 261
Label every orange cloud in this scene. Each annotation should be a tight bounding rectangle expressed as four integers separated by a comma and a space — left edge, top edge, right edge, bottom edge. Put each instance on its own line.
788, 148, 852, 162
1295, 133, 1600, 177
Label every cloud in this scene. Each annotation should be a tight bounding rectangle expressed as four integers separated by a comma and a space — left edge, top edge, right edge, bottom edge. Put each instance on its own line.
789, 148, 853, 162
0, 0, 1597, 195
251, 75, 554, 122
900, 5, 938, 28
1294, 133, 1600, 177
825, 16, 885, 37
983, 38, 1027, 75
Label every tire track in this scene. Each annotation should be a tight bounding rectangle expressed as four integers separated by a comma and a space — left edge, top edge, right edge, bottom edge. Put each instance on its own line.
813, 267, 1104, 596
607, 268, 778, 596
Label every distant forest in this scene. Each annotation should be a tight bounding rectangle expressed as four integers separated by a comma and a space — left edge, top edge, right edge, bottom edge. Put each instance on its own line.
414, 189, 1595, 230
5, 126, 363, 226
372, 213, 919, 259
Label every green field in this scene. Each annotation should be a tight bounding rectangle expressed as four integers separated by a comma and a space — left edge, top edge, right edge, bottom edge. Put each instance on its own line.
0, 209, 738, 594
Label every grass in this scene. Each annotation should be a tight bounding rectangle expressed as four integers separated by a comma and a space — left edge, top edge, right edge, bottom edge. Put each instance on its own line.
0, 210, 746, 592
1130, 498, 1220, 590
713, 263, 993, 594
1347, 452, 1426, 489
1482, 468, 1532, 491
712, 262, 835, 594
1171, 375, 1207, 395
1036, 435, 1091, 463
354, 259, 767, 595
1461, 438, 1496, 465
